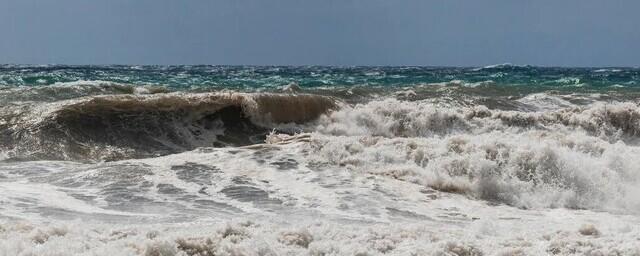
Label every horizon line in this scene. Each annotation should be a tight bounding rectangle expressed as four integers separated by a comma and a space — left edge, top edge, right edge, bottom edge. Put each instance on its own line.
1, 63, 638, 69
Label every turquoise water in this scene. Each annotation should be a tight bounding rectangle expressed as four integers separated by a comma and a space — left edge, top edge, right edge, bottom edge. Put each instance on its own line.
2, 64, 639, 90
3, 64, 640, 106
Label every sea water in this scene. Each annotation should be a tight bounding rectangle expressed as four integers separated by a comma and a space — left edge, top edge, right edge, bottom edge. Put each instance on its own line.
1, 64, 639, 255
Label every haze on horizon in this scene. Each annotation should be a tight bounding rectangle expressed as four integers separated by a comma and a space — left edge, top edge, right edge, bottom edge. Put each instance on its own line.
1, 0, 639, 67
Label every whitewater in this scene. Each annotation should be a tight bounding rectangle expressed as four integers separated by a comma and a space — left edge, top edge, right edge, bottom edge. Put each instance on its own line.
1, 65, 640, 255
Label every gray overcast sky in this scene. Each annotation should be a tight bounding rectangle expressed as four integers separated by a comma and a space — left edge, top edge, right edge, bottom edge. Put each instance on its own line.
1, 0, 639, 66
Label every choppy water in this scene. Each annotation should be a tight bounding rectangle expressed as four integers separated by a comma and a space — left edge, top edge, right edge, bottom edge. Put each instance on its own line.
1, 65, 640, 255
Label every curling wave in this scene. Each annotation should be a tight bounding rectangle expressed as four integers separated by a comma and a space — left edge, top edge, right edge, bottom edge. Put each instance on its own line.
0, 92, 336, 161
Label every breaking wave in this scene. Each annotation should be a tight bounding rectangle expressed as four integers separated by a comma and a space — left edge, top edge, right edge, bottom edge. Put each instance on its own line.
1, 86, 639, 212
313, 98, 640, 140
304, 99, 640, 211
0, 92, 336, 161
4, 66, 640, 255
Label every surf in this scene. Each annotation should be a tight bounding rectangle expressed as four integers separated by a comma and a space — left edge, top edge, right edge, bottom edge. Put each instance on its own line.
0, 92, 337, 161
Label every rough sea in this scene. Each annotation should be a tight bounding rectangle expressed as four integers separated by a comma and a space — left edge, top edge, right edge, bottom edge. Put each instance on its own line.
1, 64, 639, 255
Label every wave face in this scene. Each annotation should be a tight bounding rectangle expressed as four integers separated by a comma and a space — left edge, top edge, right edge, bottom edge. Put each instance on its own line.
2, 66, 640, 255
0, 92, 336, 161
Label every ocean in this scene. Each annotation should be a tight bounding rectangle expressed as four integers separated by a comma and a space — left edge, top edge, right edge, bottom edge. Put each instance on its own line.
1, 64, 639, 255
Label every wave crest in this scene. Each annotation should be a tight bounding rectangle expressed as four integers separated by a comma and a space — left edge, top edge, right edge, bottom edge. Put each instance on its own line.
0, 80, 169, 103
313, 99, 640, 140
0, 92, 336, 161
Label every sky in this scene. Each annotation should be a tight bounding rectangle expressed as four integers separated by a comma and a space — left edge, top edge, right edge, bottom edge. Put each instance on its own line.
1, 0, 639, 66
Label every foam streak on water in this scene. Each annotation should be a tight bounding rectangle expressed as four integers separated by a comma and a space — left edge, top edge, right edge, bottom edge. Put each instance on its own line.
1, 65, 640, 255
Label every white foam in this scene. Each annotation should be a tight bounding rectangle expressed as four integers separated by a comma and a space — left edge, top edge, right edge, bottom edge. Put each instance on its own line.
517, 93, 575, 111
417, 79, 495, 88
0, 206, 638, 255
594, 68, 623, 73
1, 135, 639, 254
2, 93, 640, 254
0, 182, 151, 219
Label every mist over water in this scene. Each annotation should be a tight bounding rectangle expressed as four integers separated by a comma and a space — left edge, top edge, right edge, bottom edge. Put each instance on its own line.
1, 65, 640, 255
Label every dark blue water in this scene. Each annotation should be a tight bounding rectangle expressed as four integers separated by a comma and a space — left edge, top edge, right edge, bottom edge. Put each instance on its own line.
1, 64, 639, 90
